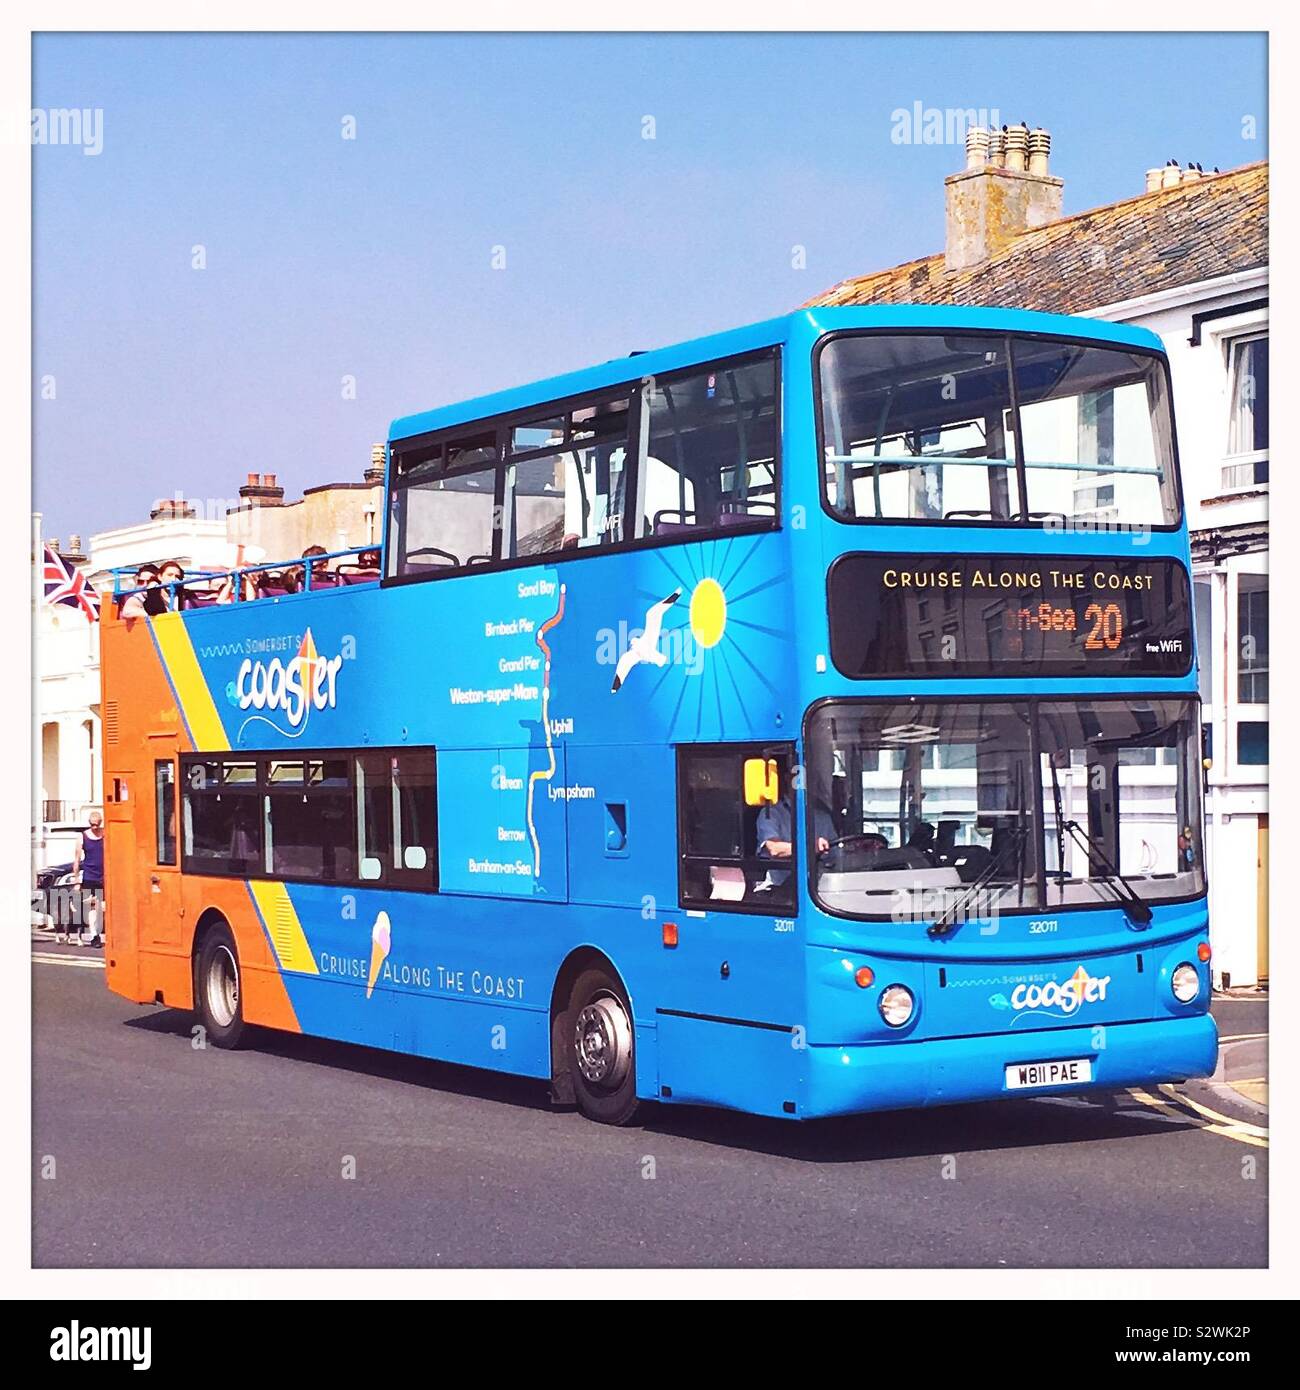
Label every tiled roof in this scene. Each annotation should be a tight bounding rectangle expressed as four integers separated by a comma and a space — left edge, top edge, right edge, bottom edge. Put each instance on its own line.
805, 161, 1268, 314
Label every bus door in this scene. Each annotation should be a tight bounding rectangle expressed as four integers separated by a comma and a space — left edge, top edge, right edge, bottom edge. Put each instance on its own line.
139, 738, 184, 950
103, 766, 137, 956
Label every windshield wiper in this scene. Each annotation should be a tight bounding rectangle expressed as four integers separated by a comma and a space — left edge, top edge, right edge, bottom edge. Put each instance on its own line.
1047, 754, 1068, 895
928, 824, 1027, 939
1056, 819, 1153, 927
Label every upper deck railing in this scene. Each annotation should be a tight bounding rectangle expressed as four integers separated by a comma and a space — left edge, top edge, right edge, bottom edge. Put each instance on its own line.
109, 545, 380, 612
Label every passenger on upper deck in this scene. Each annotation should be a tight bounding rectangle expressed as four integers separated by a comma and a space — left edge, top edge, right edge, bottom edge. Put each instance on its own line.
302, 544, 333, 590
120, 563, 168, 619
158, 559, 189, 611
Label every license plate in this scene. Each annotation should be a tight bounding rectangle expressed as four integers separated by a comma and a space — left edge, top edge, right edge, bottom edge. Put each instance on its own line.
1005, 1058, 1092, 1090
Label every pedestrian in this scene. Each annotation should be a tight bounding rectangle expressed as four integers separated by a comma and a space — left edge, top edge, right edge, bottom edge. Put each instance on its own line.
72, 810, 105, 947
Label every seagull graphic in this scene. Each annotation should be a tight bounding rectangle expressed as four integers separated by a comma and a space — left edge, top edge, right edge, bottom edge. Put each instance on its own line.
611, 587, 682, 692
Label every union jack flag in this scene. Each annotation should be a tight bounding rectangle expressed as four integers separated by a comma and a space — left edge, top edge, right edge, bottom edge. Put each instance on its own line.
42, 544, 99, 622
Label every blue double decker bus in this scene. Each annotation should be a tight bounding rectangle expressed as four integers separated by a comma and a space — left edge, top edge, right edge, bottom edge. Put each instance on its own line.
103, 305, 1216, 1125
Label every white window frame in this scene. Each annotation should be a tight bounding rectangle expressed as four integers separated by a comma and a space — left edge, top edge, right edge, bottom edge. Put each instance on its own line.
1211, 314, 1269, 493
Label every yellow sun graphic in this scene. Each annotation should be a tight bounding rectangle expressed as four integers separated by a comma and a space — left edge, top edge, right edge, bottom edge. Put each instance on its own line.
688, 578, 727, 649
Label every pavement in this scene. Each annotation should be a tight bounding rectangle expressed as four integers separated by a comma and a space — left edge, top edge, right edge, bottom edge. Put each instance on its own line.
31, 926, 1267, 1268
1208, 991, 1268, 1113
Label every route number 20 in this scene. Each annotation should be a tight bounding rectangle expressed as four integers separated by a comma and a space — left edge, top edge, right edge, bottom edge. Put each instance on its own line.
1083, 602, 1123, 650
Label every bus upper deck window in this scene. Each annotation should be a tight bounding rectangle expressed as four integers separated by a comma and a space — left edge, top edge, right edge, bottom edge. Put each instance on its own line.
504, 396, 631, 560
640, 353, 779, 540
1011, 339, 1177, 528
390, 432, 499, 577
819, 332, 1178, 528
820, 334, 1014, 523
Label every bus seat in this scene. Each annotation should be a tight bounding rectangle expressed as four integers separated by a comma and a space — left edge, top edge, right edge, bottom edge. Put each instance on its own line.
653, 508, 698, 537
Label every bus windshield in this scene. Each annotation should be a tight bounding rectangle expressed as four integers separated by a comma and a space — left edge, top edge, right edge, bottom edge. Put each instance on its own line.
806, 697, 1204, 921
819, 332, 1179, 528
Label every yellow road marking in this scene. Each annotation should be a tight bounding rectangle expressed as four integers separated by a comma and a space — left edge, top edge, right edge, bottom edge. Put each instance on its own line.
1228, 1080, 1268, 1106
1158, 1083, 1269, 1137
1127, 1087, 1269, 1149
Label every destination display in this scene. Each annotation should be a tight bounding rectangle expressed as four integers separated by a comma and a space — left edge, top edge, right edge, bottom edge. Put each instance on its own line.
827, 552, 1193, 679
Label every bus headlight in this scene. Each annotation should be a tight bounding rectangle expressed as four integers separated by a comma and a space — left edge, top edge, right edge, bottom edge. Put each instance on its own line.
879, 984, 915, 1028
1171, 963, 1200, 1003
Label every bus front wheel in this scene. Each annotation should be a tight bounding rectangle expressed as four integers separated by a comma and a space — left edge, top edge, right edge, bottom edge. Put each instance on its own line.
195, 921, 246, 1049
566, 967, 640, 1126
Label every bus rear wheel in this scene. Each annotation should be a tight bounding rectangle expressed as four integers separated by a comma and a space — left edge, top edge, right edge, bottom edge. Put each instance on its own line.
195, 921, 246, 1049
566, 967, 640, 1126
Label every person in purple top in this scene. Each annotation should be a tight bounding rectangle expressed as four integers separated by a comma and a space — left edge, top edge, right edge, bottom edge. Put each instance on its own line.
72, 810, 105, 947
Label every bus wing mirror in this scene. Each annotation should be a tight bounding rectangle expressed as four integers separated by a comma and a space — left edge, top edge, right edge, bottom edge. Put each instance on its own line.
743, 757, 779, 807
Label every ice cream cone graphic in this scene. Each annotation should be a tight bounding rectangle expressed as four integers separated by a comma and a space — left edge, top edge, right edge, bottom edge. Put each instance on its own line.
366, 911, 391, 999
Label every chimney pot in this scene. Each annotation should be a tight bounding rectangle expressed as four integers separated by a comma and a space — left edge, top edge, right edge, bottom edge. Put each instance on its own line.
238, 472, 285, 508
1161, 163, 1181, 188
964, 125, 990, 170
1005, 122, 1030, 172
1145, 167, 1163, 193
365, 442, 387, 485
944, 120, 1063, 273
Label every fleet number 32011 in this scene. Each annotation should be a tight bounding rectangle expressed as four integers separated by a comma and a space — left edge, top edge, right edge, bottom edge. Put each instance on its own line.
1028, 919, 1060, 934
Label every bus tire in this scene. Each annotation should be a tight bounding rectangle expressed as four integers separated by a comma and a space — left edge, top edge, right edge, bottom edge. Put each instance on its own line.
195, 921, 246, 1049
566, 967, 640, 1126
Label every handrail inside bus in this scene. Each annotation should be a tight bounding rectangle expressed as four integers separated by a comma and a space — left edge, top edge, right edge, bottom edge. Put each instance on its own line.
824, 453, 1165, 479
109, 545, 380, 604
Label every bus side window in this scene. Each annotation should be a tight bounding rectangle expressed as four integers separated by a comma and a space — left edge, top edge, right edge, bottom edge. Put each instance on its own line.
504, 396, 631, 559
154, 760, 176, 865
390, 432, 499, 577
355, 750, 438, 890
677, 744, 795, 912
640, 352, 780, 540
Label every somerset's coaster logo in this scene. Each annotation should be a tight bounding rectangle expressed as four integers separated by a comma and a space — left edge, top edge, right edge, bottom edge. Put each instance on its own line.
234, 627, 343, 738
993, 964, 1112, 1019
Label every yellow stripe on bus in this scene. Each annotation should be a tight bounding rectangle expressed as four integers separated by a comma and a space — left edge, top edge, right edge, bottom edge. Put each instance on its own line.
248, 880, 320, 976
152, 611, 230, 752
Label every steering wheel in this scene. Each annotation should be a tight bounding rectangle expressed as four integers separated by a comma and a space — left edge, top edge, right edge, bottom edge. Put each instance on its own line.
817, 833, 888, 864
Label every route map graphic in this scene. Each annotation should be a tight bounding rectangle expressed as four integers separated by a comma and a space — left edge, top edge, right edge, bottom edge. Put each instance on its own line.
526, 583, 567, 876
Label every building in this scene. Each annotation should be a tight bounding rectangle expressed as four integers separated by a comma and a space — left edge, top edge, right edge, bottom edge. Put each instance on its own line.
35, 451, 387, 864
806, 130, 1268, 987
219, 445, 386, 559
36, 507, 229, 850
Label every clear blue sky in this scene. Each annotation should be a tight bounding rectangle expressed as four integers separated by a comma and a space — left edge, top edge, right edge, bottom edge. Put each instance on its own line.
33, 31, 1267, 539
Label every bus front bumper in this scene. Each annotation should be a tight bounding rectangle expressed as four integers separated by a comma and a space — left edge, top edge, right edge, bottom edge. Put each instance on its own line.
800, 1013, 1218, 1119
